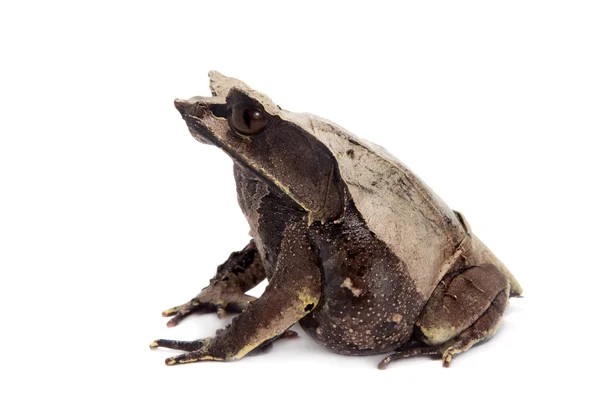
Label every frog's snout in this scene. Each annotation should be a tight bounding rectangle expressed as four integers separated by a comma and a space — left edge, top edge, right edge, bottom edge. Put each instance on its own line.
174, 98, 205, 118
175, 96, 229, 146
174, 97, 227, 120
174, 98, 191, 115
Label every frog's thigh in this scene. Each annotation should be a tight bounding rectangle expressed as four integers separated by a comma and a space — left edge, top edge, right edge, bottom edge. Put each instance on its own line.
415, 264, 510, 366
438, 286, 508, 366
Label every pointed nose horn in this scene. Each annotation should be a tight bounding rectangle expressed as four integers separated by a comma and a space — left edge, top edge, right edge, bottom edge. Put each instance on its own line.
174, 98, 193, 116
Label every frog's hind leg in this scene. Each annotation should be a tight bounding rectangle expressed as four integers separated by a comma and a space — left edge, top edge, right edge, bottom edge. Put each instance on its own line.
436, 286, 508, 367
415, 263, 510, 367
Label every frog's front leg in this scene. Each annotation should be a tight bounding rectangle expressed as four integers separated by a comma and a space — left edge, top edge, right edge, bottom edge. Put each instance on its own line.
161, 240, 266, 326
151, 226, 321, 365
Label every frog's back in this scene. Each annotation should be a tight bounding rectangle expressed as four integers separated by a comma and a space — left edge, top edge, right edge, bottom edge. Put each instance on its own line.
304, 115, 468, 298
303, 114, 523, 298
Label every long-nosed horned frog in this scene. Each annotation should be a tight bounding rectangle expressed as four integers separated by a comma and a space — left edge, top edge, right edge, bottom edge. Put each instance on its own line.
150, 72, 522, 369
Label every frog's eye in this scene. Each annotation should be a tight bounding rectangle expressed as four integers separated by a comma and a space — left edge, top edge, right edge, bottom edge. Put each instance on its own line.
228, 104, 269, 136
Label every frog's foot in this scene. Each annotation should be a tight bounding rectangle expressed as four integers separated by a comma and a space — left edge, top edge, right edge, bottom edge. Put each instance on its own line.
377, 345, 440, 370
150, 330, 299, 365
415, 263, 510, 368
161, 240, 265, 327
162, 288, 257, 327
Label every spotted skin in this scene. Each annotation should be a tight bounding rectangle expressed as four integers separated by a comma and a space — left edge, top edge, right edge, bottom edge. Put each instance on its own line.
301, 201, 425, 355
232, 164, 426, 356
236, 164, 425, 355
151, 71, 522, 367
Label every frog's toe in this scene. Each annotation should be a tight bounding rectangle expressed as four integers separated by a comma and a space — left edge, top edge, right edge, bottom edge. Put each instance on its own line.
165, 345, 224, 365
151, 337, 226, 365
161, 303, 190, 317
149, 338, 206, 351
377, 346, 440, 370
442, 352, 453, 368
162, 293, 257, 327
165, 351, 223, 365
162, 300, 212, 327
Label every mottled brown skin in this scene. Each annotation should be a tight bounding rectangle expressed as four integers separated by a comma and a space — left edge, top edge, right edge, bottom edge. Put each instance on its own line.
150, 72, 518, 368
235, 164, 424, 355
153, 219, 322, 364
415, 262, 510, 366
301, 200, 423, 355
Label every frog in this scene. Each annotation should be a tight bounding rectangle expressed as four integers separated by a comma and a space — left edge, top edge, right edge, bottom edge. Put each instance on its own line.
150, 71, 523, 368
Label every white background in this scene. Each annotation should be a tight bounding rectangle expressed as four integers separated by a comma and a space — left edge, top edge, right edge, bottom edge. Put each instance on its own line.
1, 1, 599, 399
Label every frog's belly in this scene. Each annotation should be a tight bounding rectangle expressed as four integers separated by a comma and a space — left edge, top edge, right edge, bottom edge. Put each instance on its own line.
299, 274, 425, 355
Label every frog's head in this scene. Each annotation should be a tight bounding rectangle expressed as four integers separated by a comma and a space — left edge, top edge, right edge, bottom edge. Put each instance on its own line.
175, 71, 344, 224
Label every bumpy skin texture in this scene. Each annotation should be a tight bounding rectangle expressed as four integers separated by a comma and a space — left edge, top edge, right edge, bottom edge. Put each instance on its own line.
301, 200, 423, 355
150, 72, 522, 368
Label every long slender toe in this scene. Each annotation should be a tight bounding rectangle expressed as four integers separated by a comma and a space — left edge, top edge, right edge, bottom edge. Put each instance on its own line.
165, 349, 223, 365
150, 339, 205, 351
377, 346, 440, 370
442, 354, 452, 368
